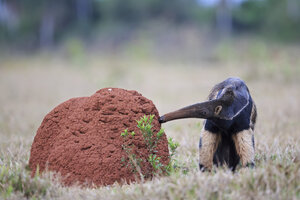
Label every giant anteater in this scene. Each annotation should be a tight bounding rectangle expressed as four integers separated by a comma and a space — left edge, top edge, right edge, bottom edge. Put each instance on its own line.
159, 77, 257, 171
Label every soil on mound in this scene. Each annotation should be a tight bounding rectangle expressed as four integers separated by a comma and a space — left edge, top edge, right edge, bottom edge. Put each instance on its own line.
29, 88, 169, 186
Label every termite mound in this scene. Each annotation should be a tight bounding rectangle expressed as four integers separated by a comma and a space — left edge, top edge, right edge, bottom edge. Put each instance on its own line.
29, 88, 169, 186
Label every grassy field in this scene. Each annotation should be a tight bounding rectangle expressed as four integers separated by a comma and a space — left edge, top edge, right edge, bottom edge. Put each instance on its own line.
0, 38, 300, 199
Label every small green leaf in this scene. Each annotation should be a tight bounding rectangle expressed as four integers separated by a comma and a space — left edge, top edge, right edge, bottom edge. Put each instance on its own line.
6, 185, 13, 197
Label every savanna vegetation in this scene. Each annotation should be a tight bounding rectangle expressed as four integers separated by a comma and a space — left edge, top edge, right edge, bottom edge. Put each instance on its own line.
1, 36, 300, 199
0, 0, 300, 199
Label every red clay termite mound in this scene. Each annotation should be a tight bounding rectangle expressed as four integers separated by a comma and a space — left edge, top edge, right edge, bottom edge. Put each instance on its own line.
29, 88, 169, 186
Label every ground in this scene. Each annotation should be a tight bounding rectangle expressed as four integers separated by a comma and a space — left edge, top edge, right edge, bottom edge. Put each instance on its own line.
0, 38, 300, 199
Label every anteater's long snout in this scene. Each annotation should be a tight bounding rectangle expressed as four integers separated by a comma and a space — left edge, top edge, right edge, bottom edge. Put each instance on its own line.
159, 94, 234, 123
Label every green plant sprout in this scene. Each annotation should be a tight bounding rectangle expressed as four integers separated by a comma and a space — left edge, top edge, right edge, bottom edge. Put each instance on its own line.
168, 137, 179, 157
120, 129, 143, 180
120, 115, 180, 179
137, 115, 164, 154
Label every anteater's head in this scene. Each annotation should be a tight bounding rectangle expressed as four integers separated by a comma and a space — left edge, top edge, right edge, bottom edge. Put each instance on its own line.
159, 77, 250, 123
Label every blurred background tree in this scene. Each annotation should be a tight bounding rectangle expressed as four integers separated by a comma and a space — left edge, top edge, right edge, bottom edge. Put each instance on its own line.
0, 0, 299, 50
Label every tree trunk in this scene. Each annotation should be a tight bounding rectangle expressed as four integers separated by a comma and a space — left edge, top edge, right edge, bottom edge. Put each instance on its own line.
216, 0, 232, 37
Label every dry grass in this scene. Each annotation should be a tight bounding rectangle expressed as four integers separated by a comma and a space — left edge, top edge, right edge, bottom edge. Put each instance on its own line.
0, 38, 300, 199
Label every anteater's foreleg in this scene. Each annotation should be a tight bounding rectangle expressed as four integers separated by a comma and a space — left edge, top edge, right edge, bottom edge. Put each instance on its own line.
199, 129, 221, 171
232, 129, 255, 167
